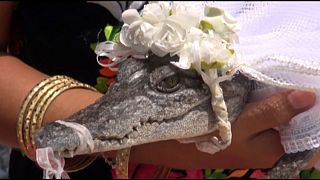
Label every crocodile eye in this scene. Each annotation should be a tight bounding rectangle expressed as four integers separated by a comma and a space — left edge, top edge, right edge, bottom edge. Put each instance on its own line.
156, 74, 181, 93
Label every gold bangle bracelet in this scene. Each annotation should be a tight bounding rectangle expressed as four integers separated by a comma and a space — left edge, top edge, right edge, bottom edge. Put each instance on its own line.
29, 81, 97, 160
30, 80, 96, 151
17, 76, 68, 160
64, 155, 98, 173
29, 79, 74, 148
17, 75, 98, 172
115, 148, 131, 179
24, 79, 76, 159
17, 75, 97, 163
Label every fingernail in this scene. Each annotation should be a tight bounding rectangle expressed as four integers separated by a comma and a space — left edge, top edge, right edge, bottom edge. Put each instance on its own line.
287, 90, 316, 110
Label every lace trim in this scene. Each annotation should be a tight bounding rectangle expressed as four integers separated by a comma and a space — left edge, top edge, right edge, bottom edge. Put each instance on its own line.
282, 134, 320, 154
280, 96, 320, 153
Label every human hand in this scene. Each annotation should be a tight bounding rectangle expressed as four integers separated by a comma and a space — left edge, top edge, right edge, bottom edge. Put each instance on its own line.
214, 90, 316, 169
127, 90, 316, 169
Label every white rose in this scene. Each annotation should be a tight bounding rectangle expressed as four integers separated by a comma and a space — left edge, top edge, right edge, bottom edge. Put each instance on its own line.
169, 4, 201, 30
148, 3, 201, 57
141, 3, 170, 25
120, 21, 158, 53
122, 9, 142, 24
202, 6, 240, 43
120, 9, 158, 53
151, 19, 186, 57
199, 39, 230, 68
170, 27, 204, 69
171, 46, 193, 69
172, 27, 230, 70
200, 31, 230, 65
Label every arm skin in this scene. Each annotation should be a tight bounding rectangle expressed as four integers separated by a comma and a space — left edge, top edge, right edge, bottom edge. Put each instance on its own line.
0, 2, 317, 170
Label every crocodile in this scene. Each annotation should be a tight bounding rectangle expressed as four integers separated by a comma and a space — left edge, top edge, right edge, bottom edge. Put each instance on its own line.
34, 55, 318, 179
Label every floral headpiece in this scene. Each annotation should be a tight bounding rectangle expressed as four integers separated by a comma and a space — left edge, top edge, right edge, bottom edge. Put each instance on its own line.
95, 2, 241, 153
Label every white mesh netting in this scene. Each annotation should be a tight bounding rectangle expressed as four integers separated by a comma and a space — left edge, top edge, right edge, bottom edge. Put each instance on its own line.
176, 1, 320, 90
187, 1, 320, 154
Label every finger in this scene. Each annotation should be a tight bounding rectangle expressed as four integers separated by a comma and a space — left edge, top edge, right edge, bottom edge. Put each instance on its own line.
245, 129, 284, 169
235, 90, 315, 138
303, 151, 320, 169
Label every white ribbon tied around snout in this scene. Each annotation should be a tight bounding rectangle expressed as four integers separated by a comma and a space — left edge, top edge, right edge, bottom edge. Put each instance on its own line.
36, 120, 95, 179
36, 147, 70, 179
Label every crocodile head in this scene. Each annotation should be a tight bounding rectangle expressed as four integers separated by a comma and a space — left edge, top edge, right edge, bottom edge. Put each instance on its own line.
35, 55, 252, 156
34, 55, 316, 179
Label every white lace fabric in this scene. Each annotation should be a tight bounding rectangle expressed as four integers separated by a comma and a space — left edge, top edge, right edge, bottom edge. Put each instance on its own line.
280, 96, 320, 154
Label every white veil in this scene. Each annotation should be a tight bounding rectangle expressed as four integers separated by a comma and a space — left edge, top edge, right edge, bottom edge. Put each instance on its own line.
200, 1, 320, 154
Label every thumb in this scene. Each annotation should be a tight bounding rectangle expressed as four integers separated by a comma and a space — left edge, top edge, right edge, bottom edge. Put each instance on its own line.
236, 90, 316, 137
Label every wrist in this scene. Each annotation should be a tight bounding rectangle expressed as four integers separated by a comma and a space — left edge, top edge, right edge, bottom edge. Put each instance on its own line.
17, 75, 100, 161
43, 88, 103, 124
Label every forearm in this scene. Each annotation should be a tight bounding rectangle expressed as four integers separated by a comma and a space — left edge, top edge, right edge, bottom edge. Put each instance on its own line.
131, 140, 230, 170
0, 56, 102, 148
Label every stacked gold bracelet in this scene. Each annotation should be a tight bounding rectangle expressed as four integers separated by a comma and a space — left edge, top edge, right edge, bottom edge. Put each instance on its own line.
17, 75, 98, 172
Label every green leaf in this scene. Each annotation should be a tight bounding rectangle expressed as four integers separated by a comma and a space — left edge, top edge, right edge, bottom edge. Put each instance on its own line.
301, 169, 313, 179
148, 1, 157, 4
168, 9, 173, 16
205, 6, 224, 17
104, 25, 114, 41
95, 77, 109, 93
97, 76, 108, 84
310, 168, 320, 179
214, 169, 225, 173
205, 169, 213, 178
109, 24, 123, 42
201, 61, 225, 70
213, 173, 227, 179
207, 176, 216, 179
95, 84, 108, 93
208, 170, 227, 179
113, 32, 120, 43
199, 20, 214, 33
89, 42, 98, 51
128, 1, 133, 6
226, 48, 235, 57
205, 169, 228, 179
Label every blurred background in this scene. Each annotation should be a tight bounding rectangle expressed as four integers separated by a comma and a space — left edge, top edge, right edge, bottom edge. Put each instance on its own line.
0, 145, 10, 178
